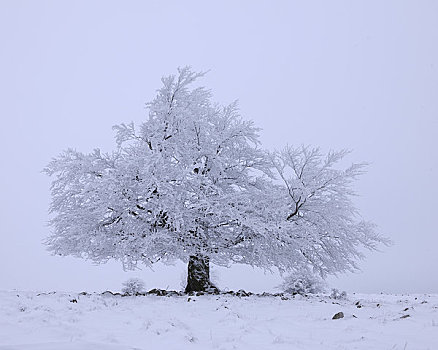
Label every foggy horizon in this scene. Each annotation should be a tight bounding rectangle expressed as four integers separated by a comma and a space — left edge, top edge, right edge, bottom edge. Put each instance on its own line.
0, 1, 437, 294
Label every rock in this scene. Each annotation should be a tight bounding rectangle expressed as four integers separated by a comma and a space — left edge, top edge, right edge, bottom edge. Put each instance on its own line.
70, 299, 77, 303
235, 289, 251, 297
101, 290, 122, 297
134, 292, 147, 296
101, 291, 117, 296
332, 312, 344, 320
205, 286, 220, 295
147, 288, 168, 296
36, 292, 56, 296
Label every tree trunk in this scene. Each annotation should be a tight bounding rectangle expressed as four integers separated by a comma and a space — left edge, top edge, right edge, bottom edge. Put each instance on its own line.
185, 255, 218, 293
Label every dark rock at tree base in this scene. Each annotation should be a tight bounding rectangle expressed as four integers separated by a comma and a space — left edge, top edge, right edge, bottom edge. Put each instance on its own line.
208, 287, 221, 295
95, 288, 321, 298
332, 312, 344, 320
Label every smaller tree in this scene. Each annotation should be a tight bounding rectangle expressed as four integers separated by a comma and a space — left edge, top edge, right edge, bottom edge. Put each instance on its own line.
122, 278, 146, 295
330, 289, 348, 300
280, 267, 327, 295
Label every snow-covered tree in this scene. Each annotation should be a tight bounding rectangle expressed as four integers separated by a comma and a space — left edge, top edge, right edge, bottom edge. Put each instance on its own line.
44, 67, 387, 293
122, 278, 146, 295
279, 266, 326, 295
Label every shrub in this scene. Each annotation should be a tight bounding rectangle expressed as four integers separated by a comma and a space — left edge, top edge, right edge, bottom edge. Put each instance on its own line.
280, 268, 326, 295
330, 288, 348, 300
122, 278, 146, 295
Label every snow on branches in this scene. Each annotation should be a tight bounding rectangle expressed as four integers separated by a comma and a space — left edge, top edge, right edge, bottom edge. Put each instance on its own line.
44, 67, 388, 285
269, 146, 387, 276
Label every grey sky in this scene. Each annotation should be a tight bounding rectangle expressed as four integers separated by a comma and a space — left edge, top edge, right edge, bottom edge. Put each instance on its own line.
0, 1, 437, 293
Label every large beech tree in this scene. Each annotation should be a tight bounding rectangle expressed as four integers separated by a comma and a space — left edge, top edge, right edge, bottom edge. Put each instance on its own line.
45, 68, 386, 292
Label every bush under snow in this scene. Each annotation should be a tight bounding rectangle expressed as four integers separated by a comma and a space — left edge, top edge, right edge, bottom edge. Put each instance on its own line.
280, 268, 326, 295
330, 288, 348, 300
121, 278, 146, 295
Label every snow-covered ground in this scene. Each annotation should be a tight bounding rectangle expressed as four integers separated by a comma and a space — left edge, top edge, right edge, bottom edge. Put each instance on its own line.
0, 290, 437, 350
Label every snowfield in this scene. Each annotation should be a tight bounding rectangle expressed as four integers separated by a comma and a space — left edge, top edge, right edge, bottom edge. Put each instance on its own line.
0, 291, 437, 350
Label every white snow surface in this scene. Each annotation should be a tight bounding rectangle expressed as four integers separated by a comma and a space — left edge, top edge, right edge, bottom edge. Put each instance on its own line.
0, 291, 437, 350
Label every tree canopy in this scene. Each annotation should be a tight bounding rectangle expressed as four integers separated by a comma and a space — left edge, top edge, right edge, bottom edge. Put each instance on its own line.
45, 67, 387, 291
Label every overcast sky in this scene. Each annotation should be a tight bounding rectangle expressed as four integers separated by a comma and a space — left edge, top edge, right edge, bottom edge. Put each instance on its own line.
0, 1, 437, 294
